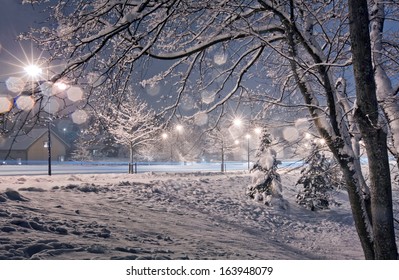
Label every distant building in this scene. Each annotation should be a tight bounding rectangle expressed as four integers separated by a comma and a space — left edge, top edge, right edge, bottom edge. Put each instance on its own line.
0, 128, 69, 164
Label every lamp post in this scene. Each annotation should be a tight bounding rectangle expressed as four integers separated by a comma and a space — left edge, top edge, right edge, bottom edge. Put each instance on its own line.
46, 116, 52, 175
162, 132, 172, 162
24, 65, 67, 176
25, 65, 52, 175
175, 124, 184, 163
245, 133, 251, 170
175, 124, 183, 133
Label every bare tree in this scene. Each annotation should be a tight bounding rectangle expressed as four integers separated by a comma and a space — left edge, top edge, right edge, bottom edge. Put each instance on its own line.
205, 125, 240, 171
70, 135, 92, 162
348, 0, 397, 259
22, 0, 398, 259
97, 95, 160, 165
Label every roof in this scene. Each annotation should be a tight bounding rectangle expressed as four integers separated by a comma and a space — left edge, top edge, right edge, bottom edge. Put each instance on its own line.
0, 128, 68, 151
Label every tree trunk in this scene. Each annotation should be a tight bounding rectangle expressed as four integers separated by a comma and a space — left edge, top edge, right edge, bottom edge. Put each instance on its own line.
221, 143, 225, 172
370, 0, 399, 170
129, 144, 134, 163
348, 0, 398, 259
282, 0, 375, 258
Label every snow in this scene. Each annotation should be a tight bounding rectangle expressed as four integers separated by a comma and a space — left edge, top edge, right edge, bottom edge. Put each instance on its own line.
0, 169, 367, 260
258, 149, 277, 170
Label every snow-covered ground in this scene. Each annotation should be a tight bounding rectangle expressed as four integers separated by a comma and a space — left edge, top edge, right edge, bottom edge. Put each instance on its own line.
1, 168, 396, 260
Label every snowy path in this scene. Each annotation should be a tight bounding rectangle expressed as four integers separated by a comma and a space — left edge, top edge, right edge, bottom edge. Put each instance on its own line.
0, 171, 364, 259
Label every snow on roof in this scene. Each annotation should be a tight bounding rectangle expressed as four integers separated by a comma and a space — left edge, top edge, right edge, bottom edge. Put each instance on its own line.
0, 128, 68, 151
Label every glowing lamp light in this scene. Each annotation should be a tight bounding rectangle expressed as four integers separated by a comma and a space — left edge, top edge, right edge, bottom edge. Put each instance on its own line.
233, 118, 242, 127
55, 82, 68, 91
162, 133, 168, 140
24, 65, 43, 77
175, 124, 183, 133
254, 127, 262, 135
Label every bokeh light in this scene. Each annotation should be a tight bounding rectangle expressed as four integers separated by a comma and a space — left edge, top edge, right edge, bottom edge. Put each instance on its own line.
295, 118, 309, 131
43, 97, 62, 114
39, 81, 53, 96
201, 90, 215, 104
67, 86, 84, 102
5, 77, 26, 94
282, 126, 299, 142
214, 52, 227, 65
0, 96, 13, 113
52, 81, 68, 96
194, 112, 208, 126
71, 109, 88, 124
15, 95, 35, 111
145, 83, 161, 96
180, 95, 195, 111
55, 82, 68, 91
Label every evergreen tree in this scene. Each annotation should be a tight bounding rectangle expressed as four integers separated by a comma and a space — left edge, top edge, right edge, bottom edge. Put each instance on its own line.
296, 143, 343, 211
246, 129, 285, 207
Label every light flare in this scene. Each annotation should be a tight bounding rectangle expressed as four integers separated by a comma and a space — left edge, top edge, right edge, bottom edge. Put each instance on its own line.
214, 52, 228, 65
15, 95, 35, 111
67, 86, 84, 102
145, 83, 161, 96
24, 64, 42, 77
71, 109, 88, 124
5, 77, 26, 94
194, 112, 208, 126
0, 96, 13, 113
201, 90, 215, 104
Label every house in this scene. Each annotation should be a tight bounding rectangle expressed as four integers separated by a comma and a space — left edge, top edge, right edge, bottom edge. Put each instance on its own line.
0, 128, 69, 164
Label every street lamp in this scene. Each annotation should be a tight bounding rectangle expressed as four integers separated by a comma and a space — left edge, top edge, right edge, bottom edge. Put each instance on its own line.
233, 117, 242, 127
24, 64, 67, 176
24, 65, 43, 77
25, 65, 52, 176
175, 124, 184, 163
254, 127, 262, 135
175, 124, 183, 133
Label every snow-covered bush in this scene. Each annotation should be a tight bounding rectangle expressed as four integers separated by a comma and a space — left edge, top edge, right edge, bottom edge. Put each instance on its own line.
296, 143, 343, 211
246, 130, 286, 208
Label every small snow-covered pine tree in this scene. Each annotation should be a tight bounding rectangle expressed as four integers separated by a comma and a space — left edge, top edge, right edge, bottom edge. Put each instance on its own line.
296, 143, 342, 211
246, 129, 285, 208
